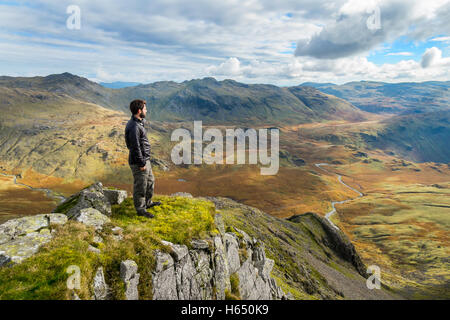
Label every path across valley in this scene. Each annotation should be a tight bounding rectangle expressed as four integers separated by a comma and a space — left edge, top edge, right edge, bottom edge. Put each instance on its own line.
314, 163, 364, 230
0, 172, 66, 203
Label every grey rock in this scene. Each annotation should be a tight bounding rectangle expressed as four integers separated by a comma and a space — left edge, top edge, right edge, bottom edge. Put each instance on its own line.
157, 240, 211, 300
190, 250, 214, 300
152, 251, 178, 300
237, 260, 272, 300
224, 233, 240, 274
252, 244, 266, 263
73, 208, 110, 231
0, 214, 66, 245
88, 245, 101, 254
0, 229, 52, 264
235, 227, 252, 245
191, 239, 209, 250
120, 260, 140, 300
170, 192, 193, 198
111, 227, 123, 235
55, 182, 112, 218
255, 258, 274, 281
161, 240, 189, 261
0, 252, 11, 267
47, 214, 68, 226
214, 213, 226, 236
92, 267, 110, 300
103, 189, 127, 205
93, 235, 103, 244
213, 236, 230, 300
0, 214, 68, 266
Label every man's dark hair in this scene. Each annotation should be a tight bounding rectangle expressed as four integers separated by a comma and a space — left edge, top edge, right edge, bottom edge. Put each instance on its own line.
130, 99, 147, 115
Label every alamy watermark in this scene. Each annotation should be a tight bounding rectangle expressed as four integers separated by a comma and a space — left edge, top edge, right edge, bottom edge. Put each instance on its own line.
170, 121, 279, 175
66, 265, 81, 290
366, 265, 381, 290
366, 6, 381, 31
66, 5, 81, 30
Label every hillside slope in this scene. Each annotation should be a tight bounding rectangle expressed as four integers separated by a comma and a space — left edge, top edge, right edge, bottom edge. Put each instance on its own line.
303, 81, 450, 114
0, 73, 367, 125
0, 184, 399, 300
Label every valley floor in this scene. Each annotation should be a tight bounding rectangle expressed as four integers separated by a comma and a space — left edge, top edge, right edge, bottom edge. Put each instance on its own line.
0, 117, 449, 299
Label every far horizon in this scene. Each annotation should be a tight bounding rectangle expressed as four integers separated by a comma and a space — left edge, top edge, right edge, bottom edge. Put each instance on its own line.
2, 71, 449, 88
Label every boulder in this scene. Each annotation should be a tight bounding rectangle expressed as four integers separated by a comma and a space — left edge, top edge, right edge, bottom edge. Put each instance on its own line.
213, 236, 231, 299
54, 182, 112, 218
0, 252, 11, 267
170, 192, 193, 198
237, 259, 272, 300
224, 233, 240, 274
92, 267, 110, 300
0, 214, 67, 245
152, 251, 178, 300
0, 229, 52, 264
0, 214, 67, 266
120, 260, 140, 300
73, 208, 111, 231
103, 189, 127, 205
190, 239, 209, 250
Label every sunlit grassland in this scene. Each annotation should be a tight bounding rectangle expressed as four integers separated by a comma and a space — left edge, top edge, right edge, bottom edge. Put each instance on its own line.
332, 160, 450, 299
0, 176, 59, 224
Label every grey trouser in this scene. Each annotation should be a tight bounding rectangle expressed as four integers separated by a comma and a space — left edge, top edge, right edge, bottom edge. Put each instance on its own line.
130, 159, 154, 211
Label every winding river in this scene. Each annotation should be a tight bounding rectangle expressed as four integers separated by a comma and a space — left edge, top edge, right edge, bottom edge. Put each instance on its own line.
314, 163, 363, 230
0, 172, 66, 203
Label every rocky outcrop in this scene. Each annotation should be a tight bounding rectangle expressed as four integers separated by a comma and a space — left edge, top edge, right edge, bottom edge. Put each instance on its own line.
120, 260, 140, 300
52, 182, 126, 218
1, 183, 289, 300
103, 188, 127, 206
0, 183, 122, 268
151, 230, 290, 300
73, 208, 111, 231
0, 213, 67, 266
288, 212, 367, 277
92, 267, 110, 300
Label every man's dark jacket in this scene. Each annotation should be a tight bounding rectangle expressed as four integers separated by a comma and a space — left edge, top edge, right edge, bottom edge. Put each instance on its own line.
125, 115, 151, 167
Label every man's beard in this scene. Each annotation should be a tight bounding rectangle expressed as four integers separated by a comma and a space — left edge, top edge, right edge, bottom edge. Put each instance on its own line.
141, 112, 146, 118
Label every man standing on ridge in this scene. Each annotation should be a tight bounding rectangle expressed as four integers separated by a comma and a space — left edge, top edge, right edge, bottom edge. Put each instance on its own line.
125, 99, 161, 218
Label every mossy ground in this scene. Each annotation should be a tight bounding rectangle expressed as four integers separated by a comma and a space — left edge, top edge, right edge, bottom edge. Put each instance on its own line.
0, 195, 217, 300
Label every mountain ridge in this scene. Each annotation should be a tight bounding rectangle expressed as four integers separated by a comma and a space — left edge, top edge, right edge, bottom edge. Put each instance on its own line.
0, 72, 367, 125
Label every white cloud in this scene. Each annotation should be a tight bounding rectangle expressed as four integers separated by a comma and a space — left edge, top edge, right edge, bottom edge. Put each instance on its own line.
421, 47, 450, 68
0, 0, 449, 85
386, 52, 413, 56
431, 36, 450, 42
295, 0, 450, 59
205, 57, 243, 76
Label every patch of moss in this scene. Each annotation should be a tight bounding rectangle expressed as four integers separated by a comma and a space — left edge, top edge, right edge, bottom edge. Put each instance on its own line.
0, 194, 220, 300
225, 225, 244, 241
0, 222, 98, 300
53, 194, 80, 215
111, 195, 217, 246
228, 272, 241, 300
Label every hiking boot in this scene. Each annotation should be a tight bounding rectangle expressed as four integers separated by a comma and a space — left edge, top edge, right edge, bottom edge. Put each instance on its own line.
146, 201, 162, 209
137, 209, 154, 218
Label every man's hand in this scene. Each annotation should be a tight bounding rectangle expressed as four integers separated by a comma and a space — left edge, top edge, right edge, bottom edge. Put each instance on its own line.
140, 166, 146, 171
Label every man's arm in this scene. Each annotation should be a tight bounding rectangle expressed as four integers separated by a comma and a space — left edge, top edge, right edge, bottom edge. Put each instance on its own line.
129, 125, 146, 168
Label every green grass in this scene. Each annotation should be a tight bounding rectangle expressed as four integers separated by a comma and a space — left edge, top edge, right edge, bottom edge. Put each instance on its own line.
225, 272, 241, 300
0, 195, 219, 300
0, 222, 99, 300
111, 195, 217, 246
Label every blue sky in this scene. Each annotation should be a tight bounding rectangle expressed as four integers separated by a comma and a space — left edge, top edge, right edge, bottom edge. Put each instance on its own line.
0, 0, 449, 85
